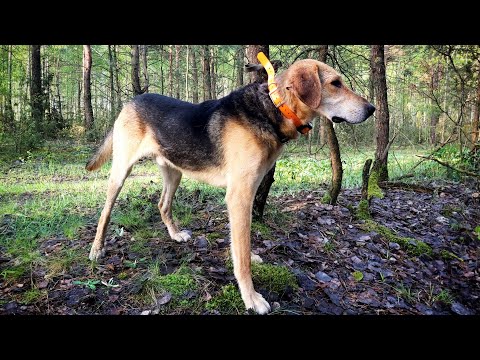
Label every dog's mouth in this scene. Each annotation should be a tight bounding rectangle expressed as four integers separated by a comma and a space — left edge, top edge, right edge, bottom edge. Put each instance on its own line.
331, 116, 346, 123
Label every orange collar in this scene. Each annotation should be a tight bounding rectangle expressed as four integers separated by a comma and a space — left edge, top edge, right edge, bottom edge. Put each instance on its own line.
257, 52, 312, 135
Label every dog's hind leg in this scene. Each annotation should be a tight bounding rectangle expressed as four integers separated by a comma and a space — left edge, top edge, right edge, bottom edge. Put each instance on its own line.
157, 161, 191, 242
89, 158, 133, 261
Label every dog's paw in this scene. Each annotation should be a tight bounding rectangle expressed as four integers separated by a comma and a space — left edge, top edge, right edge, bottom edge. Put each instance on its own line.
243, 291, 271, 315
172, 230, 192, 242
89, 245, 105, 262
250, 252, 263, 263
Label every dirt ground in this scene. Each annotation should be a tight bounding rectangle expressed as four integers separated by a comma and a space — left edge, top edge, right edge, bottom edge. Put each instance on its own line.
1, 181, 479, 315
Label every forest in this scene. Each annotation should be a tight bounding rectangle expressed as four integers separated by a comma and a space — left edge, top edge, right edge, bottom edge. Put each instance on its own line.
0, 45, 479, 315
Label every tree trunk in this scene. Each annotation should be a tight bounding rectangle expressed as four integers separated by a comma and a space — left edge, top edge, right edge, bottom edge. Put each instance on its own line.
113, 45, 122, 112
246, 45, 273, 221
236, 45, 244, 88
175, 45, 181, 99
5, 45, 15, 131
210, 46, 216, 99
142, 45, 149, 93
131, 45, 143, 96
429, 62, 440, 145
246, 45, 269, 83
82, 45, 94, 131
318, 45, 343, 205
30, 45, 43, 132
168, 45, 173, 97
472, 60, 480, 147
191, 46, 199, 103
370, 45, 390, 182
185, 45, 189, 101
202, 45, 212, 101
108, 45, 116, 122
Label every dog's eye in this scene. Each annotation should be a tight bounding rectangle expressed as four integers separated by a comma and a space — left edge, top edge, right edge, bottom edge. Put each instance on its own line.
331, 80, 342, 88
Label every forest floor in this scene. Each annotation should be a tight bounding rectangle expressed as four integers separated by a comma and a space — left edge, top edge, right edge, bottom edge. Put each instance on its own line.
1, 141, 479, 315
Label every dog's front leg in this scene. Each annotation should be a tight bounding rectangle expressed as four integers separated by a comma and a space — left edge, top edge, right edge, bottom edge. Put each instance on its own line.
226, 180, 271, 315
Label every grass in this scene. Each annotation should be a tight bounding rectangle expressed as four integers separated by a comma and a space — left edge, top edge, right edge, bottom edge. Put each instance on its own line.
139, 263, 200, 312
205, 284, 245, 314
0, 140, 454, 309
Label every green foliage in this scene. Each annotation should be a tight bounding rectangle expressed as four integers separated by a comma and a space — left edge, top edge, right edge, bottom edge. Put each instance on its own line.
73, 279, 101, 290
474, 226, 480, 241
22, 289, 46, 304
352, 271, 364, 281
439, 250, 463, 262
360, 220, 432, 256
205, 284, 245, 314
321, 192, 332, 204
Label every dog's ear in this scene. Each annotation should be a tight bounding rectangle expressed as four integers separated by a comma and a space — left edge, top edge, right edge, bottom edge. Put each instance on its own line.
288, 65, 322, 109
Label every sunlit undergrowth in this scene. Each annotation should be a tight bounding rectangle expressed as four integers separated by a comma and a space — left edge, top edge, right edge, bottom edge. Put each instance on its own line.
0, 140, 455, 286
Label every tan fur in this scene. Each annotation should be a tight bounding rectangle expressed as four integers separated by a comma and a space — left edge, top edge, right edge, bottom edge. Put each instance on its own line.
87, 59, 373, 314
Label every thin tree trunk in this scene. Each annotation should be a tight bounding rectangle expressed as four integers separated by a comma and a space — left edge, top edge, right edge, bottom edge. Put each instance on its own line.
429, 62, 440, 145
370, 45, 390, 182
236, 45, 244, 88
82, 45, 94, 131
185, 45, 189, 101
112, 45, 122, 112
160, 45, 164, 95
168, 45, 173, 97
191, 46, 199, 103
210, 46, 216, 99
175, 45, 181, 99
202, 45, 212, 101
246, 45, 273, 221
5, 45, 15, 131
472, 60, 480, 147
131, 45, 143, 96
30, 45, 43, 132
142, 45, 149, 93
108, 45, 116, 122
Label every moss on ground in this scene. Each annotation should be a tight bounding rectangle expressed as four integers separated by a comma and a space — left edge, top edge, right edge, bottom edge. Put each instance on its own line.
225, 259, 298, 296
252, 263, 298, 294
356, 199, 371, 220
140, 264, 199, 312
205, 284, 245, 314
251, 221, 273, 239
360, 220, 432, 256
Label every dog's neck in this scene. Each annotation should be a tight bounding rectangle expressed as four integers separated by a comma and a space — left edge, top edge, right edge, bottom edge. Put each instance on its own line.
271, 73, 317, 141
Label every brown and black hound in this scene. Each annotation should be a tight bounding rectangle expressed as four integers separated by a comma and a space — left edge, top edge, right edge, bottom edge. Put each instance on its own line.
86, 58, 375, 314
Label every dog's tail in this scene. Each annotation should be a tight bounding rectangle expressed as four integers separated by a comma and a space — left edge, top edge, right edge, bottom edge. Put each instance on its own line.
85, 129, 113, 171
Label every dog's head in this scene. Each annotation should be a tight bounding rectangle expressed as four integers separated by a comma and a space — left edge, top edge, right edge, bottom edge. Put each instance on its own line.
280, 59, 375, 124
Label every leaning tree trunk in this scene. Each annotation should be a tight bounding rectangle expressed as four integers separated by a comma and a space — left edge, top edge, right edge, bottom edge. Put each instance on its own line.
429, 62, 440, 145
319, 45, 343, 205
83, 45, 94, 131
236, 45, 244, 88
142, 45, 149, 94
31, 45, 43, 132
370, 45, 390, 182
247, 45, 273, 221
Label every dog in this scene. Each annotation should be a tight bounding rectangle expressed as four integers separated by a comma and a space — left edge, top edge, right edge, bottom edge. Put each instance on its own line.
86, 58, 375, 314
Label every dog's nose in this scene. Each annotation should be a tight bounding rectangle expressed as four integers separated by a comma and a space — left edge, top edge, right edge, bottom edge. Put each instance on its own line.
366, 103, 376, 117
